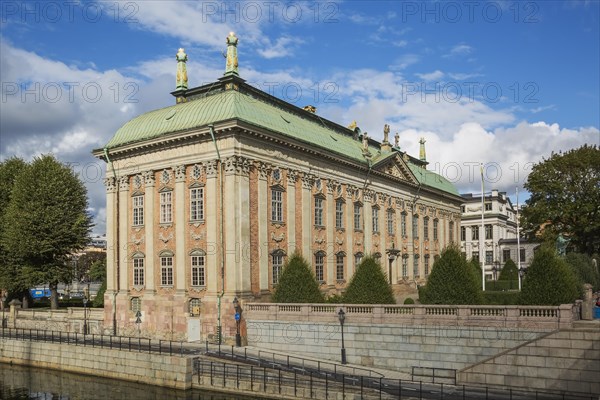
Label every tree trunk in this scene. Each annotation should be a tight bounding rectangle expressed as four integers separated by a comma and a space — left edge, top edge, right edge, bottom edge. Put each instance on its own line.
50, 282, 59, 310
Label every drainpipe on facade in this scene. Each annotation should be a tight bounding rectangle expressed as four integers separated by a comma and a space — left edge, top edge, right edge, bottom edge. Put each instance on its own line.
208, 124, 225, 344
103, 147, 119, 336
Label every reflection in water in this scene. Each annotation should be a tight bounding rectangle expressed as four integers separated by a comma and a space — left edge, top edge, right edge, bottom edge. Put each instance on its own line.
0, 364, 261, 400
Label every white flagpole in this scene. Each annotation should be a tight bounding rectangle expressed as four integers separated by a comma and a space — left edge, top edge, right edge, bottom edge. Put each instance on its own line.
481, 163, 486, 291
516, 187, 522, 291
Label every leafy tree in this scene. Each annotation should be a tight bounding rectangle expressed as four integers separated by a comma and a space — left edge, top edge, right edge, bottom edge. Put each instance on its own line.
1, 155, 93, 309
420, 245, 483, 305
271, 252, 324, 303
519, 245, 581, 305
343, 256, 395, 304
499, 259, 519, 281
75, 251, 106, 282
522, 145, 600, 256
565, 253, 600, 291
0, 157, 29, 302
403, 297, 415, 305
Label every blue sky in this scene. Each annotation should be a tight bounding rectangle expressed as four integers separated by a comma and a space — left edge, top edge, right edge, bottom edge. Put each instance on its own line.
1, 1, 599, 234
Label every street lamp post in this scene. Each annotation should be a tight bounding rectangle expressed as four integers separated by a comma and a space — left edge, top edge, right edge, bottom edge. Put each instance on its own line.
233, 297, 243, 347
337, 308, 347, 365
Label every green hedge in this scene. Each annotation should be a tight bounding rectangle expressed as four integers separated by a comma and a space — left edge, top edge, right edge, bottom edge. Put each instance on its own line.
483, 291, 520, 305
486, 280, 520, 291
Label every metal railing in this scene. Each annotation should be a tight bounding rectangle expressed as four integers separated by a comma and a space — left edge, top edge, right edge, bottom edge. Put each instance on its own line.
193, 357, 598, 400
1, 327, 189, 357
412, 366, 457, 384
203, 341, 384, 378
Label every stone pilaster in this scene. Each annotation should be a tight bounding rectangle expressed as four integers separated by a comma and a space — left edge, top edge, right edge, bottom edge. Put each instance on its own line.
345, 188, 354, 278
287, 170, 297, 255
301, 174, 314, 258
224, 156, 251, 294
363, 190, 373, 252
144, 171, 156, 292
103, 177, 117, 294
257, 162, 269, 291
205, 160, 219, 294
118, 176, 130, 293
326, 181, 335, 285
174, 165, 186, 293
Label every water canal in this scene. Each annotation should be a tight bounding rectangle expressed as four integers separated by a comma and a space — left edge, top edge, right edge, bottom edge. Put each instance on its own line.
0, 364, 264, 400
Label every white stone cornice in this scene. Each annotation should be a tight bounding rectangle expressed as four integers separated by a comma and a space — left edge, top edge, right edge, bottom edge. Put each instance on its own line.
104, 177, 117, 193
175, 165, 186, 182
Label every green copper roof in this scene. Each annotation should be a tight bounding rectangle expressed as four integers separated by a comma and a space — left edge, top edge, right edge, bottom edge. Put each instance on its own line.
104, 87, 459, 197
407, 163, 459, 196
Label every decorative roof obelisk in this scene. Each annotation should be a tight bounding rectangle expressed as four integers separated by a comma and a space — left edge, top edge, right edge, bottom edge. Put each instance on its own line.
224, 32, 239, 76
176, 48, 188, 90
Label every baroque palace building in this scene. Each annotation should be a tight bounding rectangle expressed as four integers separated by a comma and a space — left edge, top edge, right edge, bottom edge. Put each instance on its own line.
93, 33, 462, 341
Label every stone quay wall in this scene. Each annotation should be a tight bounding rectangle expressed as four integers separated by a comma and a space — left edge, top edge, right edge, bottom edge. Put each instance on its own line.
244, 303, 576, 373
0, 337, 193, 390
8, 307, 109, 335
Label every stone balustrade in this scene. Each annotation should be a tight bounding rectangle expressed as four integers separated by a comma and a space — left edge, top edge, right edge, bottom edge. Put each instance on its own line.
245, 303, 577, 330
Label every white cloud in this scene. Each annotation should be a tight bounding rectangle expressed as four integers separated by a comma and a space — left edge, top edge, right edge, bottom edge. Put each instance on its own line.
390, 54, 421, 70
257, 36, 305, 59
443, 44, 473, 58
415, 70, 445, 81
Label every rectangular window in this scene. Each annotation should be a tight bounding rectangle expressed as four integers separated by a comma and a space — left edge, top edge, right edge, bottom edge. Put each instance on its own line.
520, 248, 526, 262
423, 217, 429, 240
503, 249, 511, 263
413, 256, 420, 278
315, 254, 324, 282
387, 210, 394, 235
132, 195, 144, 226
461, 226, 466, 241
190, 188, 204, 221
412, 215, 419, 238
485, 224, 493, 240
485, 250, 493, 265
133, 258, 144, 286
402, 257, 408, 278
336, 254, 344, 280
160, 191, 172, 223
191, 255, 205, 286
372, 208, 379, 233
161, 256, 173, 286
449, 221, 454, 242
271, 189, 283, 222
401, 213, 407, 237
354, 204, 362, 230
314, 197, 323, 226
424, 256, 430, 277
272, 254, 283, 285
433, 220, 438, 241
335, 201, 344, 229
472, 226, 480, 240
485, 202, 492, 211
461, 205, 466, 213
472, 252, 480, 263
354, 253, 363, 268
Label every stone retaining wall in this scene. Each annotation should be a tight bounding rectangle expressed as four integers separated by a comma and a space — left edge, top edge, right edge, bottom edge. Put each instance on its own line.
247, 320, 550, 373
458, 328, 600, 396
0, 338, 193, 389
9, 308, 108, 335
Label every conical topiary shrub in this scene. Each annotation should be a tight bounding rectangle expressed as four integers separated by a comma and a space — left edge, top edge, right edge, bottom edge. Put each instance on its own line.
420, 245, 483, 305
499, 259, 519, 281
271, 251, 325, 303
343, 255, 395, 304
519, 245, 581, 305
